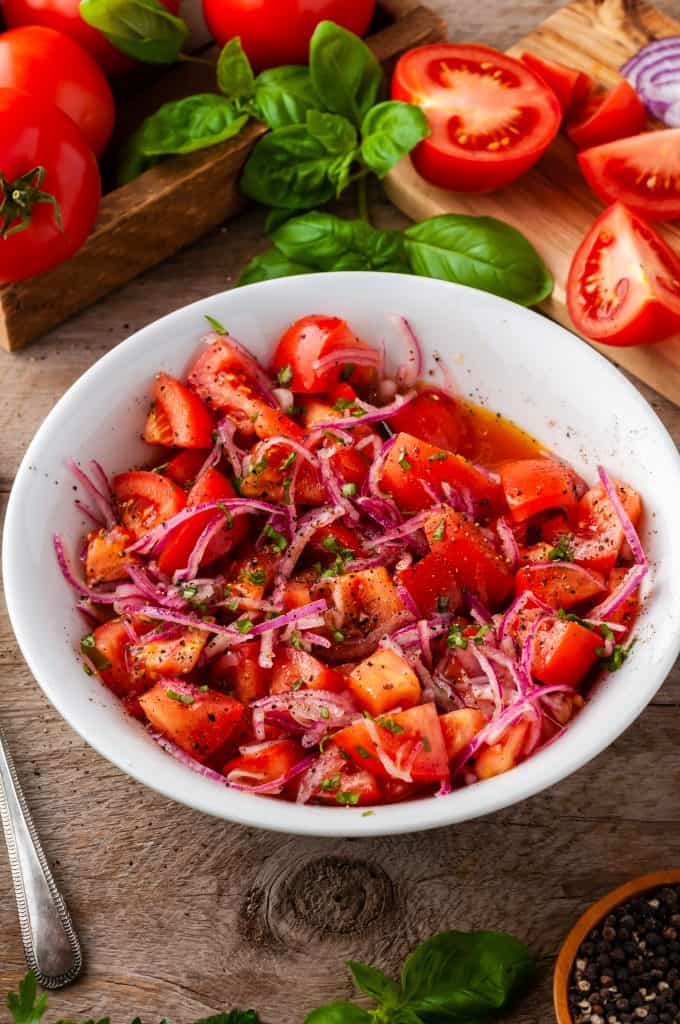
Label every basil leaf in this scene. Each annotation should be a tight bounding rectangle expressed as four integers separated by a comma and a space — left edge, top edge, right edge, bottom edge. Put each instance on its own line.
135, 95, 248, 156
303, 1003, 373, 1024
361, 100, 430, 177
272, 211, 407, 272
307, 110, 358, 154
240, 114, 358, 210
217, 38, 255, 101
404, 214, 553, 306
400, 930, 535, 1020
347, 962, 401, 1006
254, 65, 321, 129
309, 19, 382, 127
265, 208, 299, 233
80, 0, 188, 63
238, 248, 312, 286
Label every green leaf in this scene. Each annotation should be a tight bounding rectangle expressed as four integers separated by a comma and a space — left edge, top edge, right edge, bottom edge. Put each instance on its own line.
304, 1003, 373, 1024
306, 110, 358, 154
265, 207, 299, 233
238, 248, 312, 286
79, 0, 188, 63
347, 962, 401, 1006
217, 38, 256, 101
309, 20, 382, 127
404, 215, 553, 307
7, 974, 48, 1024
254, 65, 321, 129
271, 211, 407, 273
135, 95, 248, 156
240, 113, 358, 210
360, 101, 430, 177
400, 930, 535, 1021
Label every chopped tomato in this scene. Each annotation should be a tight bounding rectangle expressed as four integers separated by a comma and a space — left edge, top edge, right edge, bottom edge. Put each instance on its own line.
87, 619, 134, 698
301, 748, 381, 807
307, 524, 362, 563
333, 703, 449, 783
567, 202, 680, 347
439, 707, 487, 760
282, 579, 313, 610
143, 373, 215, 449
348, 647, 421, 716
271, 315, 378, 394
85, 525, 136, 584
515, 562, 606, 609
532, 616, 602, 686
112, 471, 187, 540
519, 541, 555, 565
476, 720, 529, 780
129, 628, 206, 684
270, 647, 345, 694
388, 388, 468, 453
380, 432, 502, 515
391, 43, 561, 192
604, 566, 641, 637
572, 478, 641, 574
500, 458, 579, 522
520, 52, 591, 116
209, 640, 268, 703
578, 129, 680, 222
139, 683, 244, 762
223, 738, 304, 788
188, 336, 302, 440
157, 468, 245, 577
316, 567, 406, 641
565, 81, 646, 150
223, 550, 277, 604
162, 449, 211, 486
399, 506, 513, 616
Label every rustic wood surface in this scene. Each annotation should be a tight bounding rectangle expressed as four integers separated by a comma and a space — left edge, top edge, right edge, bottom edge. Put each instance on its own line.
385, 0, 680, 405
0, 1, 679, 1021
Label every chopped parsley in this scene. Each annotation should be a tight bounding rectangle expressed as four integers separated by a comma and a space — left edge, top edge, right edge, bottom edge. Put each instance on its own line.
355, 745, 371, 760
216, 501, 234, 529
421, 736, 431, 753
333, 397, 355, 412
362, 810, 374, 817
198, 685, 209, 692
235, 618, 254, 634
319, 706, 330, 720
166, 689, 195, 705
250, 456, 269, 476
446, 624, 468, 650
336, 791, 360, 806
291, 678, 304, 691
398, 448, 411, 472
223, 593, 240, 612
340, 363, 356, 381
320, 774, 341, 792
263, 524, 288, 553
599, 638, 636, 672
80, 634, 112, 672
181, 584, 199, 601
472, 624, 490, 646
244, 568, 266, 586
282, 477, 293, 504
280, 451, 296, 471
548, 532, 575, 562
432, 520, 446, 543
205, 314, 227, 334
275, 363, 293, 387
427, 451, 449, 462
290, 632, 304, 650
377, 717, 405, 736
341, 482, 357, 498
331, 628, 345, 643
151, 462, 169, 474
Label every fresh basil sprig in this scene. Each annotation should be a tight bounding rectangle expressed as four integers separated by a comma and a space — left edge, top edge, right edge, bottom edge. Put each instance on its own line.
80, 0, 188, 64
238, 209, 553, 307
309, 19, 383, 128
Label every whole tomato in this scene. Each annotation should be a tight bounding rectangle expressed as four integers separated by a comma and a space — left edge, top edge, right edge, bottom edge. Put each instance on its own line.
0, 27, 115, 156
0, 88, 101, 284
201, 0, 376, 70
2, 0, 181, 77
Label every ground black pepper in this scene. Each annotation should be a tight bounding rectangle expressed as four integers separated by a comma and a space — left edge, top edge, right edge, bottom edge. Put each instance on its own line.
568, 886, 680, 1024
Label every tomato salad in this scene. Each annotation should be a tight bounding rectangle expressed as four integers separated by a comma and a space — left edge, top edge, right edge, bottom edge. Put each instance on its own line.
54, 316, 648, 808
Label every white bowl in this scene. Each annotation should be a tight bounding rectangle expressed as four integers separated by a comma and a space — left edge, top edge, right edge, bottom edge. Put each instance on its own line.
4, 273, 680, 837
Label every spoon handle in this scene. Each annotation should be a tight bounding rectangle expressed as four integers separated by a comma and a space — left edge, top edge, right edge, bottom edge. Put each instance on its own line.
0, 726, 82, 988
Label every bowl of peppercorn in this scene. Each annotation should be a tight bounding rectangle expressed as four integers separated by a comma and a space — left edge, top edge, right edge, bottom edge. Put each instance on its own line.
555, 870, 680, 1024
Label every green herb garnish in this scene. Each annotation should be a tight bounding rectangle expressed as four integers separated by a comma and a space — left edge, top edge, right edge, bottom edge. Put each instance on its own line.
336, 791, 360, 806
205, 314, 227, 334
275, 363, 293, 387
432, 520, 445, 543
263, 524, 288, 552
341, 482, 357, 498
377, 717, 405, 736
166, 688, 195, 705
548, 532, 575, 562
80, 634, 112, 672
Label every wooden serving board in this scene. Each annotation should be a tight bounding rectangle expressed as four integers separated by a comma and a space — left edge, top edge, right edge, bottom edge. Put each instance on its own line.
0, 0, 447, 353
385, 0, 680, 405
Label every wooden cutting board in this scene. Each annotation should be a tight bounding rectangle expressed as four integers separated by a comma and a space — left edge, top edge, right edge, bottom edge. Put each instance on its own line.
384, 0, 680, 405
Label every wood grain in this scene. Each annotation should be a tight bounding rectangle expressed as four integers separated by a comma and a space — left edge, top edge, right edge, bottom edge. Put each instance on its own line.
0, 0, 446, 353
384, 0, 680, 405
0, 3, 679, 1023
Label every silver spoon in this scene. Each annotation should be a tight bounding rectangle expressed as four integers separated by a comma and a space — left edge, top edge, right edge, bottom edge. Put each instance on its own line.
0, 726, 82, 988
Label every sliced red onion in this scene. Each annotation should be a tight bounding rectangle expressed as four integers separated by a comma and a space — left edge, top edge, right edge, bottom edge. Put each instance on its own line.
125, 565, 185, 609
67, 457, 115, 529
121, 603, 248, 640
416, 619, 432, 667
473, 649, 502, 717
126, 498, 280, 555
497, 589, 552, 644
312, 346, 383, 376
389, 315, 423, 391
151, 731, 232, 785
272, 387, 294, 412
89, 459, 113, 500
54, 534, 118, 603
304, 632, 332, 649
365, 507, 435, 550
314, 391, 416, 430
441, 481, 475, 519
363, 718, 413, 782
216, 416, 244, 478
436, 776, 453, 797
589, 562, 648, 620
397, 585, 419, 619
226, 756, 316, 794
246, 435, 319, 476
467, 594, 493, 627
496, 518, 519, 570
272, 506, 344, 602
483, 647, 525, 699
598, 466, 647, 567
519, 613, 551, 693
174, 514, 226, 583
203, 330, 279, 407
622, 38, 680, 126
75, 499, 104, 526
248, 599, 328, 637
296, 749, 345, 805
356, 496, 401, 530
251, 690, 357, 744
319, 448, 359, 523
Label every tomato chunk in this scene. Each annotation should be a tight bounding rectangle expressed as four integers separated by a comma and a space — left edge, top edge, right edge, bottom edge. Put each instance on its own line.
298, 748, 381, 807
515, 562, 606, 609
439, 708, 487, 761
270, 648, 345, 694
143, 373, 215, 449
333, 703, 449, 783
565, 81, 645, 151
85, 525, 136, 584
380, 432, 502, 515
520, 52, 591, 116
572, 478, 641, 574
388, 388, 468, 453
139, 682, 244, 761
129, 628, 206, 684
113, 471, 187, 540
500, 458, 579, 522
348, 647, 421, 716
271, 314, 378, 394
163, 449, 210, 486
86, 619, 134, 698
532, 616, 602, 686
157, 468, 245, 577
476, 720, 530, 780
223, 738, 304, 789
604, 566, 641, 638
316, 566, 407, 642
209, 640, 268, 704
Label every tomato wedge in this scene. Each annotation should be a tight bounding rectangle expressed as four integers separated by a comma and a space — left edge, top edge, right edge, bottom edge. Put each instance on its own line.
333, 703, 449, 783
223, 738, 304, 787
140, 683, 244, 761
388, 388, 468, 453
348, 647, 421, 716
500, 458, 579, 522
391, 43, 561, 192
565, 81, 646, 151
112, 471, 186, 540
162, 449, 211, 486
520, 52, 591, 116
515, 562, 606, 609
567, 202, 680, 346
578, 129, 680, 221
532, 616, 602, 687
157, 468, 245, 577
271, 315, 378, 394
85, 525, 136, 584
143, 373, 215, 449
476, 720, 529, 779
571, 478, 642, 574
129, 628, 206, 683
439, 707, 487, 760
269, 647, 345, 694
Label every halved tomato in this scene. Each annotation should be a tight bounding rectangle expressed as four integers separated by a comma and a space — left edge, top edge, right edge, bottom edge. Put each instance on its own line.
157, 468, 245, 577
391, 43, 561, 192
565, 81, 646, 151
139, 682, 244, 761
515, 562, 606, 609
578, 129, 680, 221
388, 388, 468, 453
270, 647, 345, 694
500, 458, 579, 522
112, 471, 187, 540
143, 373, 215, 449
271, 315, 378, 394
333, 703, 449, 783
520, 52, 591, 117
566, 202, 680, 346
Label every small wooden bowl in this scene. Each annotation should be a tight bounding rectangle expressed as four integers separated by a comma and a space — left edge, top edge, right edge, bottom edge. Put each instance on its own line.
553, 869, 680, 1023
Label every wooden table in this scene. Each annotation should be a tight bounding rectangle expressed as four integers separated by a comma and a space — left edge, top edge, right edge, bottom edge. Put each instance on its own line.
1, 2, 679, 1020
